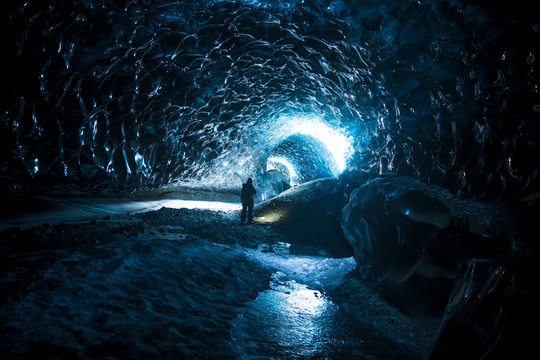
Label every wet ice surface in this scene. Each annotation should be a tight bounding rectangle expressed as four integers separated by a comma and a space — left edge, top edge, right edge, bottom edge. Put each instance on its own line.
232, 272, 414, 360
1, 206, 435, 359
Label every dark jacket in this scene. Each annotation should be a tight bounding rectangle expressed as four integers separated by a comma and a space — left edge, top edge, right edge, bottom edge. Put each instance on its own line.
241, 183, 256, 204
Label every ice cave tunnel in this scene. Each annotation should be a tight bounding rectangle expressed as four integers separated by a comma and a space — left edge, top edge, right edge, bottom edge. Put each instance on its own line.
1, 0, 539, 359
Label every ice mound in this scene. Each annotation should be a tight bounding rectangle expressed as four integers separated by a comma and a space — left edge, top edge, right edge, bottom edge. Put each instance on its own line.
341, 176, 512, 283
340, 175, 529, 358
254, 178, 353, 257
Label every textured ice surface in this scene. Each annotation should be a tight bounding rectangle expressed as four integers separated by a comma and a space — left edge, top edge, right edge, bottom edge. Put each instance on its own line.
0, 207, 431, 359
340, 176, 510, 283
339, 175, 528, 357
2, 0, 538, 199
1, 237, 271, 358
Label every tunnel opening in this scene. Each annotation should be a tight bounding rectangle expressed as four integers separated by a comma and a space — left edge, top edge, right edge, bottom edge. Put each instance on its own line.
258, 133, 341, 201
272, 134, 338, 181
255, 116, 354, 201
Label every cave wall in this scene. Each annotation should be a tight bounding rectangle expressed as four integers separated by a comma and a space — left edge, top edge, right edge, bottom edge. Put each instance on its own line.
1, 0, 538, 199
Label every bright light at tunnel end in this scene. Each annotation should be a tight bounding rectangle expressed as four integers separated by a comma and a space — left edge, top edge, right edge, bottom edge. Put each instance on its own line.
155, 199, 241, 212
267, 156, 299, 185
278, 115, 353, 174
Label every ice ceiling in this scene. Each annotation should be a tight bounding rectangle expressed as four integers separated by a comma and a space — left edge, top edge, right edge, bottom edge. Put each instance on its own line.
2, 0, 539, 198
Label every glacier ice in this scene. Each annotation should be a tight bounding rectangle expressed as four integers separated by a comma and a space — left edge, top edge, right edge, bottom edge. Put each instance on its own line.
1, 0, 538, 200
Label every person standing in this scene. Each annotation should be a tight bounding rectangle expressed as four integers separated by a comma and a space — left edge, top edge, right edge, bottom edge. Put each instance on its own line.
240, 178, 256, 225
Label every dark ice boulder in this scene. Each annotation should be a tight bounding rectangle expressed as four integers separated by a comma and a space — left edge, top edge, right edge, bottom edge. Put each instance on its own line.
341, 175, 530, 358
341, 175, 510, 284
394, 190, 451, 229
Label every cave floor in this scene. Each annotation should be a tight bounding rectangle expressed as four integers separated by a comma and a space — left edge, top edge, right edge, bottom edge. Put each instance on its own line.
0, 197, 440, 359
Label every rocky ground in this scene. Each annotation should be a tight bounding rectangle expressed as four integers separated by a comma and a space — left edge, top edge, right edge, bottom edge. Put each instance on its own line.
1, 198, 442, 359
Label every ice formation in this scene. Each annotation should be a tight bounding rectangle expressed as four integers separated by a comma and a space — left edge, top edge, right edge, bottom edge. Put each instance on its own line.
2, 0, 538, 200
2, 0, 539, 358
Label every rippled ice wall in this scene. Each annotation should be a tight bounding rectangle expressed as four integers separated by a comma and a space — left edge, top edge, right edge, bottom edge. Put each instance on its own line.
2, 0, 539, 197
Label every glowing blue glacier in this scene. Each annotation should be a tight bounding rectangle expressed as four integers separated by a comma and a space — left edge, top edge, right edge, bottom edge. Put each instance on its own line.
1, 0, 538, 200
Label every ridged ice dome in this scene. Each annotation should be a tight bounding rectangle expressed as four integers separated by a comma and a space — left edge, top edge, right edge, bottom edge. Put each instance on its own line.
2, 0, 538, 199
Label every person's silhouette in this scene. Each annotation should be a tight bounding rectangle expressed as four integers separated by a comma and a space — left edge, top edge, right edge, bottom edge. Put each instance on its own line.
240, 178, 256, 225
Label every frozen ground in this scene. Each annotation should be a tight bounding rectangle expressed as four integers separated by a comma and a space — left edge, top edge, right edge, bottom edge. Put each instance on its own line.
0, 196, 440, 359
0, 186, 241, 232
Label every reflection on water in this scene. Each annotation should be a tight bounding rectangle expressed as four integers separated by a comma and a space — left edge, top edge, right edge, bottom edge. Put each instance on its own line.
232, 272, 333, 358
232, 272, 413, 359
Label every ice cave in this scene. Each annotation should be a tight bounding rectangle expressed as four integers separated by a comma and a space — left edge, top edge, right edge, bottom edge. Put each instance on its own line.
1, 0, 538, 358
